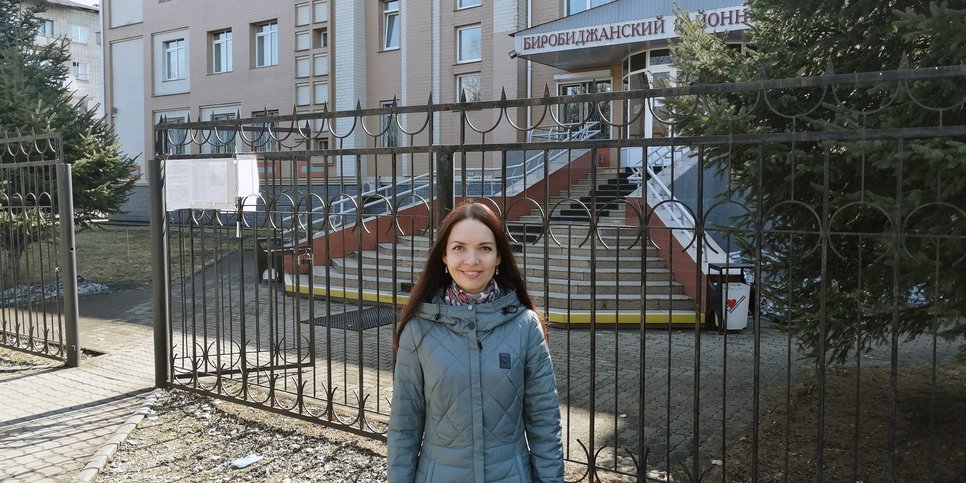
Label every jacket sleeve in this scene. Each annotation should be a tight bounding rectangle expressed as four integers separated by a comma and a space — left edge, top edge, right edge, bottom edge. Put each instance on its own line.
522, 313, 565, 482
387, 322, 425, 483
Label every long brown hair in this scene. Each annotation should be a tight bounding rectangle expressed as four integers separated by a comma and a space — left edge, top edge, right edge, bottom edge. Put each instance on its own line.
394, 202, 542, 353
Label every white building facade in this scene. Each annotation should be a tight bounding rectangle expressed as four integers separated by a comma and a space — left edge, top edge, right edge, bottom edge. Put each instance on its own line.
34, 0, 104, 117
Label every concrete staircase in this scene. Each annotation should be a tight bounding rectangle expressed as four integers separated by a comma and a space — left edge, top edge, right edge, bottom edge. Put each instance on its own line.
298, 167, 697, 326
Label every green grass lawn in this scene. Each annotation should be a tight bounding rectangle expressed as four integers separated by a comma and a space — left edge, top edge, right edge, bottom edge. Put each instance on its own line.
75, 224, 154, 288
2, 224, 246, 290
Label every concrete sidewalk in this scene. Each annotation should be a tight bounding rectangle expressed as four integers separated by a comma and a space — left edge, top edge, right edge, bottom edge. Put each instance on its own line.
0, 290, 157, 482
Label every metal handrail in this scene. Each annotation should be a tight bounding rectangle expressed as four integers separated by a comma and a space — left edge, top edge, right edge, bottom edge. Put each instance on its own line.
286, 122, 601, 241
627, 146, 726, 265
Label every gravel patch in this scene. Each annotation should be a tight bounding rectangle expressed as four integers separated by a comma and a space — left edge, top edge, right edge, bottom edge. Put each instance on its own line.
96, 389, 389, 482
0, 277, 111, 307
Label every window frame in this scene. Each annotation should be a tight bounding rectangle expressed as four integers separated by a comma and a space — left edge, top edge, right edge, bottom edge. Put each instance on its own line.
211, 29, 232, 74
313, 82, 329, 105
295, 3, 311, 26
208, 112, 237, 155
457, 25, 482, 64
162, 38, 186, 81
380, 100, 399, 148
566, 0, 611, 16
456, 72, 482, 102
160, 115, 188, 155
383, 0, 399, 51
313, 27, 328, 48
70, 61, 90, 82
254, 21, 279, 68
252, 110, 280, 153
313, 1, 328, 23
296, 56, 311, 78
69, 24, 89, 43
295, 30, 311, 51
457, 0, 481, 9
313, 54, 328, 76
38, 18, 54, 37
296, 83, 311, 106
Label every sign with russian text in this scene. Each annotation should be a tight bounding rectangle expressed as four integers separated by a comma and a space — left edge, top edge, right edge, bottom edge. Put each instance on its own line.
164, 154, 260, 211
516, 6, 750, 56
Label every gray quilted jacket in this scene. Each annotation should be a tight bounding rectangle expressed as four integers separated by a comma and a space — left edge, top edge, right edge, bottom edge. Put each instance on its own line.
388, 290, 564, 483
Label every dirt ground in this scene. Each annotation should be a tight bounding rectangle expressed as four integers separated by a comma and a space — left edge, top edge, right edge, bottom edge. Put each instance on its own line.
96, 389, 389, 482
3, 346, 964, 482
725, 363, 966, 483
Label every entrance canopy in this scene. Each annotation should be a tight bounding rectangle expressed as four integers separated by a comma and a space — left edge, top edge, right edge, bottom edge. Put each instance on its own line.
511, 0, 749, 71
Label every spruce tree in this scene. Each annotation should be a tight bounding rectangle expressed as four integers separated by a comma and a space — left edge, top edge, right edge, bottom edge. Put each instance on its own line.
1, 0, 137, 288
669, 0, 966, 362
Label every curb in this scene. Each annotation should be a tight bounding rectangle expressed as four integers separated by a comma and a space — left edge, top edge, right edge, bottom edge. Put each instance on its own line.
70, 388, 166, 483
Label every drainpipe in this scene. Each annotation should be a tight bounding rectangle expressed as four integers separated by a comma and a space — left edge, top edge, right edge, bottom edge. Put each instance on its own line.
526, 0, 532, 132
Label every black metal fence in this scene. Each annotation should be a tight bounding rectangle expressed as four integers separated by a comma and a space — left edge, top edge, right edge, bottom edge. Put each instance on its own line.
152, 65, 966, 482
0, 132, 80, 366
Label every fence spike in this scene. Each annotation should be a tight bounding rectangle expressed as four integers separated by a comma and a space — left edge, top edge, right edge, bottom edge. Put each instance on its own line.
825, 60, 836, 76
899, 52, 910, 69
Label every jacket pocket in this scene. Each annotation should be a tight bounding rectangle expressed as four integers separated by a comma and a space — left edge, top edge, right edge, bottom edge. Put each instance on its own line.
416, 459, 436, 482
515, 452, 533, 483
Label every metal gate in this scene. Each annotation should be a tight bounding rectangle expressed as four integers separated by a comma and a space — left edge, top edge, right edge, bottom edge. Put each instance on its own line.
0, 132, 80, 366
152, 65, 966, 481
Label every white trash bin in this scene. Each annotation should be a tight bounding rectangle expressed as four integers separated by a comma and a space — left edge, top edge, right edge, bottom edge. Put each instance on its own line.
720, 282, 751, 330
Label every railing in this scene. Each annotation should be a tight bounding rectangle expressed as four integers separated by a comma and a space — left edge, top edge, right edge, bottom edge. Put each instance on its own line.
152, 64, 966, 482
284, 121, 602, 239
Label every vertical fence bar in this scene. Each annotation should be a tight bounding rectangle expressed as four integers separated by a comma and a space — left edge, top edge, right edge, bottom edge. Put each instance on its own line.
56, 161, 80, 367
438, 151, 454, 219
149, 152, 171, 387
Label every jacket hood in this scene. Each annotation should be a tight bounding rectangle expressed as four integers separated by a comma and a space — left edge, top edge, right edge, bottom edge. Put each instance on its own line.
415, 290, 527, 333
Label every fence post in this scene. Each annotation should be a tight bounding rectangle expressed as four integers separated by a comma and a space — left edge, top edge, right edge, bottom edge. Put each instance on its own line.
437, 150, 454, 222
56, 162, 80, 367
149, 153, 170, 388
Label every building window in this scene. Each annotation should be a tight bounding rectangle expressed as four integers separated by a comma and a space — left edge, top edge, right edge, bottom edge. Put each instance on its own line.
70, 62, 90, 81
458, 0, 481, 9
296, 84, 311, 106
313, 1, 328, 23
161, 116, 187, 155
313, 54, 328, 76
296, 56, 310, 78
252, 110, 279, 152
211, 30, 232, 74
295, 3, 310, 26
37, 19, 54, 37
69, 24, 88, 43
313, 27, 328, 48
381, 100, 398, 148
457, 73, 481, 102
296, 31, 310, 51
255, 22, 278, 67
383, 1, 399, 50
566, 0, 611, 15
314, 82, 328, 105
162, 39, 186, 81
457, 25, 481, 63
209, 112, 237, 154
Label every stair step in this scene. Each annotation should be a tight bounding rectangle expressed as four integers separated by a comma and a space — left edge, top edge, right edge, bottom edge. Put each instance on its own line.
377, 242, 655, 258
354, 250, 668, 270
310, 272, 682, 296
302, 282, 691, 311
329, 259, 674, 281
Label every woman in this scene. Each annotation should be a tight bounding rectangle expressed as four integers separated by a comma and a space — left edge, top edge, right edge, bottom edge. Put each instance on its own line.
388, 202, 564, 483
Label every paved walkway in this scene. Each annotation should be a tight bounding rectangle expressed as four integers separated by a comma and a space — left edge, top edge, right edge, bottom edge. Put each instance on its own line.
0, 291, 156, 483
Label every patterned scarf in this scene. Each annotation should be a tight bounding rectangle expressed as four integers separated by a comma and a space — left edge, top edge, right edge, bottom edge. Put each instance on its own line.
444, 280, 502, 306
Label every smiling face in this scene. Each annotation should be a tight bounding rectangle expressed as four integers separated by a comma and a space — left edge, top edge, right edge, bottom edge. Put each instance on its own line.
442, 218, 502, 294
